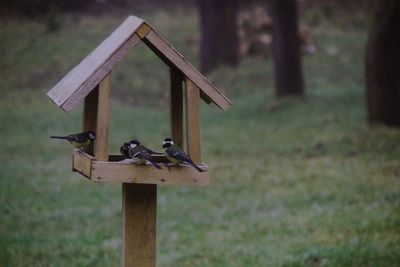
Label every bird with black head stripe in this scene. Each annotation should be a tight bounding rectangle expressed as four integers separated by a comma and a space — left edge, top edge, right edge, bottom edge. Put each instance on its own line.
50, 131, 96, 150
122, 140, 162, 169
162, 138, 204, 172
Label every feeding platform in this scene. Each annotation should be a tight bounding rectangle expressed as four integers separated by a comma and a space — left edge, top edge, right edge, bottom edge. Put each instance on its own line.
73, 149, 208, 185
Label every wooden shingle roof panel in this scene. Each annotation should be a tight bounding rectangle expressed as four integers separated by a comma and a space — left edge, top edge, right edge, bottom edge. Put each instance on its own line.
47, 16, 144, 110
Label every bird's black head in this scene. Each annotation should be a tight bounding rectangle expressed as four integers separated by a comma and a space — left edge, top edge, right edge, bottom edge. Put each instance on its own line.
162, 138, 174, 149
87, 131, 96, 141
120, 143, 129, 156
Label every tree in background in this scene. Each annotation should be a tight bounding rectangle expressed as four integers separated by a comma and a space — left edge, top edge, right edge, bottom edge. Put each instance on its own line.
198, 0, 240, 73
365, 0, 400, 127
270, 0, 304, 97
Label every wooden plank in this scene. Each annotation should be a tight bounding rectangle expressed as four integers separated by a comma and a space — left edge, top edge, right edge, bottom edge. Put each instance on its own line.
185, 78, 202, 164
136, 23, 151, 38
72, 149, 93, 178
94, 73, 112, 161
82, 87, 99, 155
61, 34, 141, 112
169, 68, 184, 149
143, 30, 232, 111
47, 16, 143, 111
91, 161, 208, 185
122, 183, 157, 267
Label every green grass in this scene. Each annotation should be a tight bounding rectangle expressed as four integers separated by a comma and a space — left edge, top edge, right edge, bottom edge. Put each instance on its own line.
1, 9, 400, 267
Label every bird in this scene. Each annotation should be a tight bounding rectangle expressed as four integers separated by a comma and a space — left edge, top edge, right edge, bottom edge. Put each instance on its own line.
120, 143, 130, 159
123, 140, 162, 169
162, 138, 204, 172
50, 131, 96, 149
128, 139, 163, 155
120, 139, 163, 159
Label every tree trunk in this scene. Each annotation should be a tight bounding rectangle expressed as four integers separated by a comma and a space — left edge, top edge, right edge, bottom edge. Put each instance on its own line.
271, 0, 304, 96
198, 0, 239, 73
365, 0, 400, 126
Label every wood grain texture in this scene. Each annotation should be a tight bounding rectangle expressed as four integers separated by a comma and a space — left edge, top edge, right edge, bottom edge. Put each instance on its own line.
61, 34, 141, 112
47, 16, 143, 112
91, 161, 208, 185
122, 183, 157, 267
72, 149, 93, 178
185, 78, 202, 164
143, 30, 232, 111
137, 23, 151, 38
82, 87, 99, 155
170, 68, 184, 149
94, 73, 112, 161
72, 151, 208, 185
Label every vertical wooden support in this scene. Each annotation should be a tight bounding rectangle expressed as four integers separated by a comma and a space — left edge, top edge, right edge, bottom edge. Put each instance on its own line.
185, 77, 202, 164
81, 73, 111, 160
170, 68, 184, 149
122, 184, 157, 267
82, 88, 99, 156
95, 73, 112, 161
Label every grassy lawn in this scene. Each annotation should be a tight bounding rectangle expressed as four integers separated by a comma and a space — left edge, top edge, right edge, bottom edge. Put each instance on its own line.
1, 9, 399, 267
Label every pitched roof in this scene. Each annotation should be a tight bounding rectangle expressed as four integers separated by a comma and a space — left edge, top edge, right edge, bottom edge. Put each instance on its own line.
47, 15, 232, 112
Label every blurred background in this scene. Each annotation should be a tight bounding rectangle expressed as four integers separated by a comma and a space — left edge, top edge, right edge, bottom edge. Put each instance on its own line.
0, 0, 399, 266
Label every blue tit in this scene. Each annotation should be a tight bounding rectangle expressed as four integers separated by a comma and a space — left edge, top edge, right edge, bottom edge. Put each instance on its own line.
50, 131, 96, 149
162, 138, 204, 172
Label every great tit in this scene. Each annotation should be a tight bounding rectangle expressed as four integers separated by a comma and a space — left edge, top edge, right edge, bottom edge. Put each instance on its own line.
123, 140, 162, 169
120, 143, 130, 159
128, 139, 163, 155
50, 131, 96, 149
120, 139, 163, 159
162, 138, 204, 172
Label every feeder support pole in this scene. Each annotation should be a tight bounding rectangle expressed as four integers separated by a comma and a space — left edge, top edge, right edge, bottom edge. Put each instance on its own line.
122, 184, 157, 267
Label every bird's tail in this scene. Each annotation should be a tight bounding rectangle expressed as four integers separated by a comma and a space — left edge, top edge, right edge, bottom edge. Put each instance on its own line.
50, 136, 68, 140
149, 160, 162, 169
188, 161, 204, 172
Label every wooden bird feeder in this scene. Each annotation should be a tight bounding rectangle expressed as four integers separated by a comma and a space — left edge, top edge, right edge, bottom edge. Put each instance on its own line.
47, 15, 231, 266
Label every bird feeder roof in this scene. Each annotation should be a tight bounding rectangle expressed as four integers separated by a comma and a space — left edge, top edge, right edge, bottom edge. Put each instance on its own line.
46, 15, 232, 112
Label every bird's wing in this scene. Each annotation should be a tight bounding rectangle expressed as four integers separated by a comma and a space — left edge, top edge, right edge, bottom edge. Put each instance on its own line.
133, 150, 153, 161
134, 150, 162, 169
138, 145, 163, 155
146, 148, 163, 155
166, 148, 192, 163
73, 133, 88, 143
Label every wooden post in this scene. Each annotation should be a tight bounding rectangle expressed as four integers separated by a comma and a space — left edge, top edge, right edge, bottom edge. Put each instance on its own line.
95, 73, 112, 161
81, 73, 112, 160
170, 68, 184, 149
82, 87, 99, 156
122, 184, 157, 267
185, 77, 202, 164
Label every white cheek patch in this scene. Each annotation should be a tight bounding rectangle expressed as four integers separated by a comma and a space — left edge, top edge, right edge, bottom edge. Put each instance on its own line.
163, 140, 174, 146
130, 144, 138, 148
